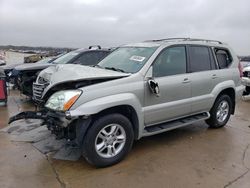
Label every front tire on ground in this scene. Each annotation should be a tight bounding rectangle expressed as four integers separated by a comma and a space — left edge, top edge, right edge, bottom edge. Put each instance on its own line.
206, 94, 233, 128
83, 113, 134, 167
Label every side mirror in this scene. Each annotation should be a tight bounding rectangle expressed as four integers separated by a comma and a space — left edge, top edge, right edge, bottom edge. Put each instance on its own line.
148, 78, 160, 97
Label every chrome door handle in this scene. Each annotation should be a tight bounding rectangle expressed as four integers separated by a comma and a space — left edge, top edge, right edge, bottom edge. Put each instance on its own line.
182, 78, 190, 83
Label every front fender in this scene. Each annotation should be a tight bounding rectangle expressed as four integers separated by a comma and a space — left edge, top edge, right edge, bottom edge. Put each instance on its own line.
68, 93, 144, 139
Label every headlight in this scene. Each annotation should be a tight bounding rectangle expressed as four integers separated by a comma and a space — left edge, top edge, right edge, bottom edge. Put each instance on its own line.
45, 90, 82, 111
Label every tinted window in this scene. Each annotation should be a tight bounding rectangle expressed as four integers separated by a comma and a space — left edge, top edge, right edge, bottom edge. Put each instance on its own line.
53, 51, 80, 64
215, 49, 232, 69
153, 46, 186, 77
189, 46, 211, 72
73, 51, 108, 66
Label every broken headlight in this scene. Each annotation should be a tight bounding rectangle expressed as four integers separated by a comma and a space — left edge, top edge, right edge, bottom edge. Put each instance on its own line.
45, 90, 82, 111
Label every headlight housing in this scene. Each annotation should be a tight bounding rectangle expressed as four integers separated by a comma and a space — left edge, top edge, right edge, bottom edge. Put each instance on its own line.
45, 90, 82, 111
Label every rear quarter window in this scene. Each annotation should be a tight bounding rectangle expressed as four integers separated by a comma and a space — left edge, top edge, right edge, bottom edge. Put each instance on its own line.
214, 48, 232, 69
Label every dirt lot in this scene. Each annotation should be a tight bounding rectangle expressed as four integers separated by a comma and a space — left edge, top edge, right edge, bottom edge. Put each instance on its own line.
0, 90, 250, 188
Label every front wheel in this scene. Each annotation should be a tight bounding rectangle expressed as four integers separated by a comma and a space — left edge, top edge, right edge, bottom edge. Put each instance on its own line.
83, 113, 134, 167
206, 95, 233, 128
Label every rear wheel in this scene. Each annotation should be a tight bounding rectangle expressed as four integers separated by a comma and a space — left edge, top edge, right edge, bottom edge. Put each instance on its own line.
206, 95, 233, 128
83, 113, 134, 167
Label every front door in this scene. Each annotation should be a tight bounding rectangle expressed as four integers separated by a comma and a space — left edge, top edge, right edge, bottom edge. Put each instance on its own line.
144, 46, 192, 126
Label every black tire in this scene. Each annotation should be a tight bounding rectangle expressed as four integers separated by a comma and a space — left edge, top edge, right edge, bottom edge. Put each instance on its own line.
83, 113, 134, 167
206, 95, 233, 128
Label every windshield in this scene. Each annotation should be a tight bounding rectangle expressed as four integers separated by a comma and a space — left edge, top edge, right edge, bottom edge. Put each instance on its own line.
98, 47, 157, 73
53, 51, 80, 64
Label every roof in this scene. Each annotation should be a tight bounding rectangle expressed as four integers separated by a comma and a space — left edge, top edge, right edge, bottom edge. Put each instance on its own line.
124, 38, 227, 48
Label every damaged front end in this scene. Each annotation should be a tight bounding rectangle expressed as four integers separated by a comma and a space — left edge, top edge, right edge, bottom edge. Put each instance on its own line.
8, 108, 92, 161
8, 65, 130, 161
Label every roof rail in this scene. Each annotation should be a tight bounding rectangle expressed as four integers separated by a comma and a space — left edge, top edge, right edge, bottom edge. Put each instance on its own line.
145, 38, 223, 44
145, 38, 190, 42
187, 38, 223, 44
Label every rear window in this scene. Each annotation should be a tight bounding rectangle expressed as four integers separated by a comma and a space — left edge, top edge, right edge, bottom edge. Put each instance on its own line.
214, 48, 232, 69
73, 51, 110, 66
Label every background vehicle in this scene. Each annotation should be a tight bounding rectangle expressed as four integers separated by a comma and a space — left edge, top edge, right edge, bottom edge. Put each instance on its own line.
33, 46, 113, 102
2, 63, 23, 86
241, 61, 250, 95
10, 38, 244, 167
13, 57, 57, 96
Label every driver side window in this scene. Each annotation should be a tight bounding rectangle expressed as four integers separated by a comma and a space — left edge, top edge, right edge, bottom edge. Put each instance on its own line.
153, 46, 187, 77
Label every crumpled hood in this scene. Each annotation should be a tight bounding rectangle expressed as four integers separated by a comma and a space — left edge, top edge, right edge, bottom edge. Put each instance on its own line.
40, 64, 130, 85
15, 62, 51, 71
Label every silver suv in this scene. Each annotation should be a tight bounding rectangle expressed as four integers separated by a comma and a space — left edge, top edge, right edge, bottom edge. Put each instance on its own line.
9, 38, 244, 167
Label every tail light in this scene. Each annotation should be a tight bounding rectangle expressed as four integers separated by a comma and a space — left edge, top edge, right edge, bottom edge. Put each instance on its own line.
238, 61, 243, 78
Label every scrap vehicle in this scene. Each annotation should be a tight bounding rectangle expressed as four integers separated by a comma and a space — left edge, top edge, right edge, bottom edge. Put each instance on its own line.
2, 63, 23, 86
241, 61, 250, 95
11, 57, 57, 96
9, 46, 112, 97
9, 38, 244, 167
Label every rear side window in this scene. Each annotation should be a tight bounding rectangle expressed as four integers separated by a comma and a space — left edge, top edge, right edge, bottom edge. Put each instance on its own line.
153, 46, 186, 77
189, 46, 211, 72
73, 51, 109, 66
214, 49, 232, 69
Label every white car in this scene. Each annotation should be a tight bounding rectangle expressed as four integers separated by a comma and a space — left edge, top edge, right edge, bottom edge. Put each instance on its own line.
241, 61, 250, 95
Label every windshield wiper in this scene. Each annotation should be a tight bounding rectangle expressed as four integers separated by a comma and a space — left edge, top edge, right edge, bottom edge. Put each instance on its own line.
104, 66, 125, 73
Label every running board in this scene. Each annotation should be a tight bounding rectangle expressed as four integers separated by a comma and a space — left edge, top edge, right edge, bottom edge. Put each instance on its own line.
143, 112, 210, 136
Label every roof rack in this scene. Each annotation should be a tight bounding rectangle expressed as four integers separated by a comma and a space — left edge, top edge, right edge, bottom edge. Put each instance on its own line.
89, 45, 101, 50
145, 38, 223, 44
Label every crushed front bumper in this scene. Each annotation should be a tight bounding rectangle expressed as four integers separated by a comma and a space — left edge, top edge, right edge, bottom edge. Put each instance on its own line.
9, 110, 72, 139
8, 110, 92, 161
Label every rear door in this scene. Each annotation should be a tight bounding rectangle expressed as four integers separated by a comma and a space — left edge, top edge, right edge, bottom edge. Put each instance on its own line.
187, 45, 217, 113
144, 46, 192, 126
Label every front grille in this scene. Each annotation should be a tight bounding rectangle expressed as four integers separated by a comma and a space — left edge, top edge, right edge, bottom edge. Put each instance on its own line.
243, 71, 250, 78
33, 82, 47, 102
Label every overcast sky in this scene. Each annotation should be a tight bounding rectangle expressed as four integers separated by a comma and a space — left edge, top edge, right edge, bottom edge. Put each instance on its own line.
0, 0, 250, 55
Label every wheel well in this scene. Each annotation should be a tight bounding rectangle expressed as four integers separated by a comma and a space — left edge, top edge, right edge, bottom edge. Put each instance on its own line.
93, 105, 139, 139
217, 88, 236, 114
